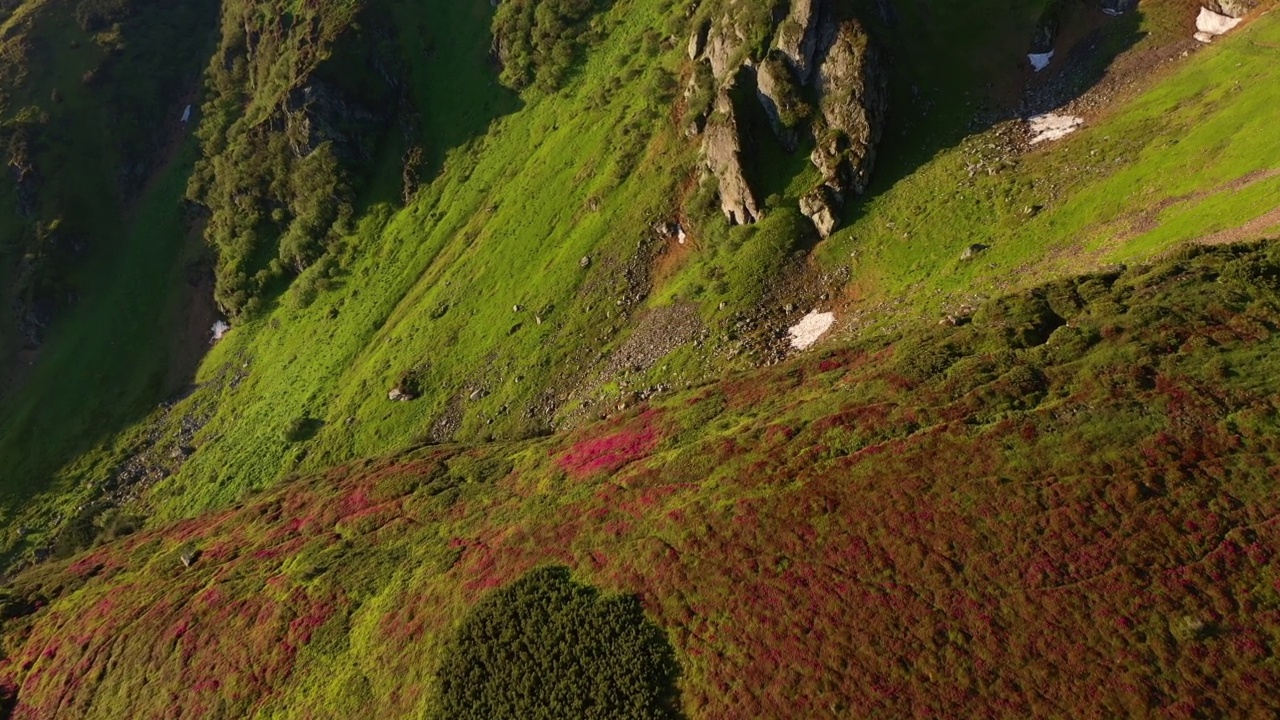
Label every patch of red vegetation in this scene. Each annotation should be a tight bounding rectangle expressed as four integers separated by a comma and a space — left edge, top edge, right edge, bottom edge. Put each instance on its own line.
557, 410, 663, 478
63, 547, 126, 581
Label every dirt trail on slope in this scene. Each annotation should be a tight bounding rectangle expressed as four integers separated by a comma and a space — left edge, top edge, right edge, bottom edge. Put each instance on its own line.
1198, 204, 1280, 245
1093, 168, 1280, 248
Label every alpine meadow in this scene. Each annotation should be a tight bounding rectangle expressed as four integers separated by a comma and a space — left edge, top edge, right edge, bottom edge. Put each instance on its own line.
1, 0, 1279, 717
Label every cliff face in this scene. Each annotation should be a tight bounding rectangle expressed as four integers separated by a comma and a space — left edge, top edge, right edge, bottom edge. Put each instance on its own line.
684, 0, 888, 236
776, 0, 823, 84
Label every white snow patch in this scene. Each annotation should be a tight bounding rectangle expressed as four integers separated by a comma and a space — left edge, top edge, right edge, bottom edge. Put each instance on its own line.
1028, 113, 1084, 144
211, 320, 231, 342
788, 311, 835, 350
1196, 6, 1243, 40
1028, 51, 1054, 72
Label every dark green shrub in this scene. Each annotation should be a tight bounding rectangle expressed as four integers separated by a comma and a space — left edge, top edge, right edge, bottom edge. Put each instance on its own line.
281, 416, 320, 443
759, 52, 811, 130
972, 291, 1066, 349
894, 338, 960, 383
433, 567, 680, 720
444, 453, 514, 485
1034, 323, 1099, 365
685, 61, 716, 121
492, 0, 609, 92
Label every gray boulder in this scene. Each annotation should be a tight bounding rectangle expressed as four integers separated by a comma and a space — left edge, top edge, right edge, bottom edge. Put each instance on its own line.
704, 10, 751, 81
776, 0, 824, 84
283, 79, 381, 162
1214, 0, 1256, 17
799, 185, 841, 238
754, 55, 805, 152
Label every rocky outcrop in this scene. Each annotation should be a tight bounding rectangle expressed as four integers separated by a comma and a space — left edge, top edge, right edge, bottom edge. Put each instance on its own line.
682, 61, 716, 137
799, 185, 840, 238
1212, 0, 1255, 17
775, 0, 823, 83
810, 19, 887, 197
688, 19, 709, 60
684, 3, 887, 234
702, 11, 750, 81
754, 55, 804, 152
283, 79, 384, 162
1196, 5, 1244, 41
703, 88, 760, 225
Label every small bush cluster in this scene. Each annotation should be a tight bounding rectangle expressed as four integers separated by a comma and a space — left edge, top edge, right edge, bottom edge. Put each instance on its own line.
492, 0, 608, 92
281, 416, 319, 443
186, 0, 398, 317
433, 567, 679, 720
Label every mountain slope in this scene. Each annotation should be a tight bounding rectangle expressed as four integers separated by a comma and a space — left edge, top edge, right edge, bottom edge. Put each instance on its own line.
2, 241, 1279, 717
0, 0, 1278, 715
153, 0, 1280, 516
4, 0, 1278, 555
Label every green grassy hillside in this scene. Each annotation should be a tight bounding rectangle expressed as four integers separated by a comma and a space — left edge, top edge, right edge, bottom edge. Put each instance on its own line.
0, 0, 1274, 561
5, 0, 1277, 549
0, 0, 1278, 713
2, 241, 1278, 717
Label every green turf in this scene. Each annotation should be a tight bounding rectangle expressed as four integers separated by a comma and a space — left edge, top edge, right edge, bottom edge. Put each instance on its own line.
2, 0, 1279, 561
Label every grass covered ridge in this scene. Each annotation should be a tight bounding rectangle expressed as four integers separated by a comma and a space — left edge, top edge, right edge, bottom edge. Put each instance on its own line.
17, 0, 1279, 530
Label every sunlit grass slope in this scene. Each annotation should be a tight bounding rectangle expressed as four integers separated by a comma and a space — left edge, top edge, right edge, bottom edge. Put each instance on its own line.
155, 3, 1280, 520
3, 1, 1279, 561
